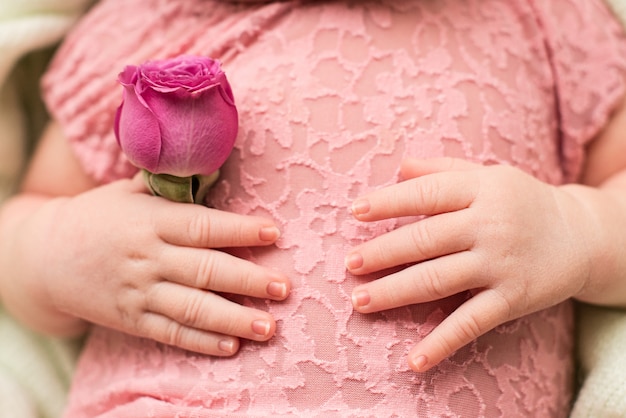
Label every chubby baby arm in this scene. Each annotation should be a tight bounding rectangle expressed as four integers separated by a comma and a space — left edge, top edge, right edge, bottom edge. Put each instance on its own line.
0, 122, 291, 355
346, 97, 626, 372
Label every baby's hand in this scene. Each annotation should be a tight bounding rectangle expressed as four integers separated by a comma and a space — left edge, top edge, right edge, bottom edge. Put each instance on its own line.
346, 157, 591, 372
11, 174, 290, 356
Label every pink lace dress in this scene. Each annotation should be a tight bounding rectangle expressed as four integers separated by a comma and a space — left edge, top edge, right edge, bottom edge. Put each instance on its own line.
43, 0, 626, 416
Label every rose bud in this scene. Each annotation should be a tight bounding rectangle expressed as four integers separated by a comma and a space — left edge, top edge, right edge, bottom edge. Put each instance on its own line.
114, 56, 238, 203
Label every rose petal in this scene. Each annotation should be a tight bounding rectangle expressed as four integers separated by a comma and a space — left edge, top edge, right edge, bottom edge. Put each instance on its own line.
141, 86, 237, 176
116, 85, 162, 173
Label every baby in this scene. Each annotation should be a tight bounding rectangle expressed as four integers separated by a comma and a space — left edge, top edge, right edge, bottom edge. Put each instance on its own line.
3, 0, 626, 416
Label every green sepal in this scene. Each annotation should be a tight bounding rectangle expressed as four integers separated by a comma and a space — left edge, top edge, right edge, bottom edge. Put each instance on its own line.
142, 170, 220, 204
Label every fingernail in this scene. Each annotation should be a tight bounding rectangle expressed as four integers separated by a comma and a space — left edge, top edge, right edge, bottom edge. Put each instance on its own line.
352, 289, 370, 308
411, 354, 429, 372
351, 199, 370, 216
267, 281, 288, 298
259, 226, 281, 242
252, 319, 271, 336
218, 339, 236, 354
345, 253, 363, 270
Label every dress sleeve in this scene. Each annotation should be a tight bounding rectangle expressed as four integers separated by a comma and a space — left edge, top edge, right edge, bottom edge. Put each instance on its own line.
534, 0, 626, 183
41, 1, 141, 184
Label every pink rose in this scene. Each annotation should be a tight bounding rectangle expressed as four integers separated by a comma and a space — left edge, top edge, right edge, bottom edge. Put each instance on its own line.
114, 56, 238, 178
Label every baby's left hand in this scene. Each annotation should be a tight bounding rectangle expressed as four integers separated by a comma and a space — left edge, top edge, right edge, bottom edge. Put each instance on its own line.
346, 157, 591, 372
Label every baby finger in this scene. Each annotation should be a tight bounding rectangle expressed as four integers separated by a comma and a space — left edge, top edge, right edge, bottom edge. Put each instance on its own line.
145, 281, 277, 342
158, 246, 290, 300
407, 288, 514, 372
345, 210, 475, 275
351, 251, 483, 313
351, 170, 477, 222
136, 311, 241, 356
154, 202, 281, 249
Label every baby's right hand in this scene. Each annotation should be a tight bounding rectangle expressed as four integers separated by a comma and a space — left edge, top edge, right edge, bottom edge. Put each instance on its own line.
6, 174, 290, 356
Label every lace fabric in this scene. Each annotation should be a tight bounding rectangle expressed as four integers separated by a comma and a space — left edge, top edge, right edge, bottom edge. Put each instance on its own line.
41, 0, 626, 416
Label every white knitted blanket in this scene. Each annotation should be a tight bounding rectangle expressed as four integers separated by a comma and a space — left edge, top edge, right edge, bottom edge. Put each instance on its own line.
1, 1, 626, 417
609, 0, 626, 28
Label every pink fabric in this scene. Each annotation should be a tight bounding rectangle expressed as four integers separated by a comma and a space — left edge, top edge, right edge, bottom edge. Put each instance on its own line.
42, 0, 626, 416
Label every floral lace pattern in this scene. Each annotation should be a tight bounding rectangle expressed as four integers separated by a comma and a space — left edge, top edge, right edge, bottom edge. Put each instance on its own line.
42, 0, 626, 416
